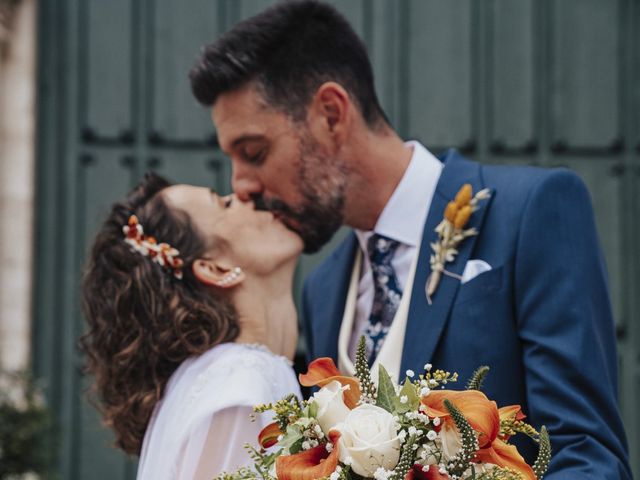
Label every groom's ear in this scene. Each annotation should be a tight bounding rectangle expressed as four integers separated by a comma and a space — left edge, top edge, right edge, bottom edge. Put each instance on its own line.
309, 81, 351, 145
192, 259, 245, 289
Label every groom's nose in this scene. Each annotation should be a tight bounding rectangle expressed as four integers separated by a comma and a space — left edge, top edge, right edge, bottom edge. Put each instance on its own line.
231, 161, 262, 202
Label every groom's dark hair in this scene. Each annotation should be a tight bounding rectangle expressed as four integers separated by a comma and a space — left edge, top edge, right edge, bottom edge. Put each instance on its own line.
189, 0, 388, 129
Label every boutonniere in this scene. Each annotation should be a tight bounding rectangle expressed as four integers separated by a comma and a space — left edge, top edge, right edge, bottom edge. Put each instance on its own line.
426, 184, 491, 304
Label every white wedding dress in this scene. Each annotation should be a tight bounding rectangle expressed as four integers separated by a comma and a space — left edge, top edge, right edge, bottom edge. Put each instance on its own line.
136, 342, 301, 480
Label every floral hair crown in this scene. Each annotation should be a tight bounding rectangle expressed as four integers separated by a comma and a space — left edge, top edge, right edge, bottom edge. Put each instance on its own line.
122, 215, 184, 279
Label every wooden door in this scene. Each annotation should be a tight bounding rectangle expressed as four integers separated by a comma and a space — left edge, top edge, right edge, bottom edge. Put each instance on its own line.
34, 1, 640, 478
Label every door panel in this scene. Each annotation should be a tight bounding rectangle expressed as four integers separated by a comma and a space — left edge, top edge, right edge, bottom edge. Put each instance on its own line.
80, 0, 134, 141
35, 1, 640, 478
489, 0, 535, 151
405, 0, 473, 149
150, 0, 222, 144
550, 0, 621, 150
145, 153, 230, 192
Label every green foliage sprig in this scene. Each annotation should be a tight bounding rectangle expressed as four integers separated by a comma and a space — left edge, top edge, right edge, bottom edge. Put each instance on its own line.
533, 427, 551, 479
390, 435, 418, 480
443, 399, 479, 478
354, 337, 376, 403
476, 468, 526, 480
254, 394, 304, 431
500, 417, 538, 441
216, 443, 277, 480
419, 368, 458, 390
466, 366, 490, 391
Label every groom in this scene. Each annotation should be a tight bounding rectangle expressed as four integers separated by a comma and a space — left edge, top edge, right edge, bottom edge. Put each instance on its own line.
189, 1, 631, 477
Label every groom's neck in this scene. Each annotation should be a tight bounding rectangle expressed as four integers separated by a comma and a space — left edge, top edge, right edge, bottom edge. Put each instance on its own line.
342, 127, 412, 231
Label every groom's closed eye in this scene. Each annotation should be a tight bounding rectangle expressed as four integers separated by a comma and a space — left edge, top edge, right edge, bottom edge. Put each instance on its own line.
243, 149, 265, 165
239, 141, 267, 166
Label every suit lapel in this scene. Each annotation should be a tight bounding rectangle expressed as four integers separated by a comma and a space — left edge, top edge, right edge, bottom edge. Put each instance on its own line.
312, 233, 358, 360
400, 150, 494, 375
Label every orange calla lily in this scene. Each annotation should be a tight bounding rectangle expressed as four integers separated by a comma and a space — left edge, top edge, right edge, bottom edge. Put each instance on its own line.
298, 358, 341, 384
421, 390, 500, 448
299, 358, 361, 409
275, 431, 341, 480
475, 438, 536, 480
258, 422, 282, 449
499, 405, 526, 423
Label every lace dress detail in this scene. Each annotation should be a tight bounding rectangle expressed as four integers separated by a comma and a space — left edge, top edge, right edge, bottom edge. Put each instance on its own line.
136, 342, 301, 480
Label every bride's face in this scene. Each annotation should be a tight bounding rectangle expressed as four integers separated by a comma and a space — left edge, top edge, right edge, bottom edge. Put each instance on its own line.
162, 184, 303, 274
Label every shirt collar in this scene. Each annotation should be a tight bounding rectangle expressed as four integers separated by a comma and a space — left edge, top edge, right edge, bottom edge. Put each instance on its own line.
355, 141, 443, 251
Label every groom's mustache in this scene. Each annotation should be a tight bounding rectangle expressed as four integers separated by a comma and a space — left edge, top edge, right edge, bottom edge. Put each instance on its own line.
251, 193, 304, 228
251, 192, 343, 254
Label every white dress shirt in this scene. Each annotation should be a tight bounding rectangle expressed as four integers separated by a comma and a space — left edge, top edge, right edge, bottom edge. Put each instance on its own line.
348, 141, 443, 360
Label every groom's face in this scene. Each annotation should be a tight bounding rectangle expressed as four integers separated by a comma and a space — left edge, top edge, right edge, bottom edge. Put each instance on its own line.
212, 85, 346, 253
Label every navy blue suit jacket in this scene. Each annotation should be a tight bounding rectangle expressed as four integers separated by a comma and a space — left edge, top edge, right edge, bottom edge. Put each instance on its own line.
302, 150, 631, 478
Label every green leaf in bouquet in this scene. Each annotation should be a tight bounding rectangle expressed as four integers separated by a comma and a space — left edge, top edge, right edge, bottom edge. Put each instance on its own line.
394, 379, 420, 413
278, 424, 304, 453
307, 400, 319, 419
466, 365, 490, 391
376, 365, 398, 413
533, 426, 551, 479
288, 437, 305, 455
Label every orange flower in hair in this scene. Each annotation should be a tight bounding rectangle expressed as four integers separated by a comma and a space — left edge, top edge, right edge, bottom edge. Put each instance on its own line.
122, 215, 183, 279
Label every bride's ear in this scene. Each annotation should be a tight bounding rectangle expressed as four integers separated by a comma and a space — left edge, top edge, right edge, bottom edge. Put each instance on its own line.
192, 259, 245, 289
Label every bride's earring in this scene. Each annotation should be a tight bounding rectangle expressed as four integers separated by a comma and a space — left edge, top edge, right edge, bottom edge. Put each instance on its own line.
217, 267, 243, 287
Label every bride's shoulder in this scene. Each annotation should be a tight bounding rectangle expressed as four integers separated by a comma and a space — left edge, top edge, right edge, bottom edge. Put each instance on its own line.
194, 342, 292, 375
167, 342, 299, 408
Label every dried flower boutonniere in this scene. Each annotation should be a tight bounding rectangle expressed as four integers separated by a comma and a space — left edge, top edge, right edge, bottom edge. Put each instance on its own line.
426, 184, 491, 304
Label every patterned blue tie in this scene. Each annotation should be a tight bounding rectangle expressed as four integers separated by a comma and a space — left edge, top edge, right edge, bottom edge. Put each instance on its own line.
364, 234, 403, 366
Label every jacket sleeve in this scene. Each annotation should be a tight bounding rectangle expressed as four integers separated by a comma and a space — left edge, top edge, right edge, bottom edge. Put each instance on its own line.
514, 169, 631, 479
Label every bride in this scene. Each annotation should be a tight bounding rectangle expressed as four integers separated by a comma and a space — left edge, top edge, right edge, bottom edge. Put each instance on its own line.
81, 172, 303, 479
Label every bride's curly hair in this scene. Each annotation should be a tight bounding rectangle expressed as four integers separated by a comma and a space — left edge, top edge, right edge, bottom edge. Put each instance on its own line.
80, 172, 239, 455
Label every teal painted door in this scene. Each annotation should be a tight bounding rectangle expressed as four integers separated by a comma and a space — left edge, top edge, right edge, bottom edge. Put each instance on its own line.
35, 1, 640, 478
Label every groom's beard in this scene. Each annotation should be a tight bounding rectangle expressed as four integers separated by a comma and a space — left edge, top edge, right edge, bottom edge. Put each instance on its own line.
253, 138, 347, 254
253, 192, 343, 254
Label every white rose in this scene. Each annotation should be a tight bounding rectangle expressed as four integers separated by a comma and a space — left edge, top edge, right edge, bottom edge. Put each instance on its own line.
334, 404, 401, 477
312, 380, 351, 433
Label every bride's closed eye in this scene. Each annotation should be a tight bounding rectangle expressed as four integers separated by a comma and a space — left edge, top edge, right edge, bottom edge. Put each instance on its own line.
209, 189, 232, 209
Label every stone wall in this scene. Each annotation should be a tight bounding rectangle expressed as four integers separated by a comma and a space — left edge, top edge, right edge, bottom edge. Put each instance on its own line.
0, 0, 36, 372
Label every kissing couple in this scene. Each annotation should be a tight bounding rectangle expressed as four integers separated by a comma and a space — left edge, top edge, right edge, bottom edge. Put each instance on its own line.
81, 2, 630, 479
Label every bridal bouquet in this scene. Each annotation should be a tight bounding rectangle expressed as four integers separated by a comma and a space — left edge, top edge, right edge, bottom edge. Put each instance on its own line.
217, 338, 551, 480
